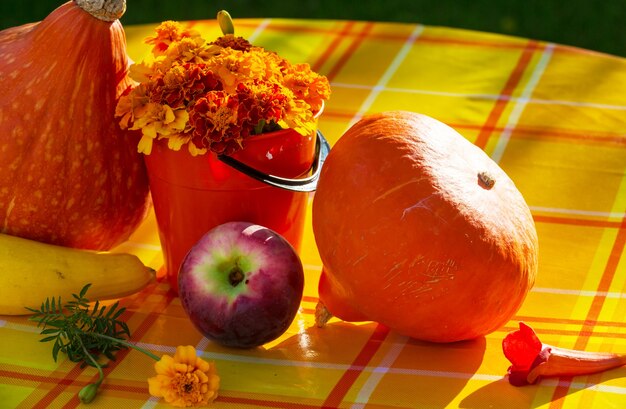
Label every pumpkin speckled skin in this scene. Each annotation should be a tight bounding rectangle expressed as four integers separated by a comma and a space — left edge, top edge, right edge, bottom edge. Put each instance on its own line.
312, 111, 538, 342
0, 1, 150, 250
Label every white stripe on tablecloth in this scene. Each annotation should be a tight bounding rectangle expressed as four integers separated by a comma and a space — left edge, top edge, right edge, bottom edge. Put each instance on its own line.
531, 287, 626, 298
345, 24, 425, 131
490, 43, 554, 163
350, 335, 409, 409
248, 18, 272, 43
530, 206, 626, 219
331, 79, 626, 111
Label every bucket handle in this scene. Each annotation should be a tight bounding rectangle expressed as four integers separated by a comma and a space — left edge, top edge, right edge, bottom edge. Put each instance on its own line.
216, 130, 330, 193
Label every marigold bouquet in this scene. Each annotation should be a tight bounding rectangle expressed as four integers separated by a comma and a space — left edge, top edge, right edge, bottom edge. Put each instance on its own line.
116, 13, 331, 156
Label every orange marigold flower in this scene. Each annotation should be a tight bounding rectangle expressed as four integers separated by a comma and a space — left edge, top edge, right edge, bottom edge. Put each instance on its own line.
188, 91, 247, 155
283, 63, 331, 113
148, 345, 220, 407
116, 15, 331, 156
207, 48, 267, 94
116, 83, 152, 130
165, 37, 210, 65
130, 103, 189, 154
145, 21, 201, 56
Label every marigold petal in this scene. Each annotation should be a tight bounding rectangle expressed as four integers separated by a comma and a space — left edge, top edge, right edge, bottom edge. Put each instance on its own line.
154, 355, 174, 375
147, 376, 166, 398
195, 357, 210, 373
163, 105, 176, 123
173, 362, 189, 374
205, 389, 218, 404
208, 374, 220, 391
174, 345, 197, 367
137, 133, 154, 155
164, 389, 181, 405
172, 109, 190, 129
167, 134, 189, 151
188, 142, 207, 156
143, 124, 159, 139
195, 369, 209, 384
129, 61, 155, 83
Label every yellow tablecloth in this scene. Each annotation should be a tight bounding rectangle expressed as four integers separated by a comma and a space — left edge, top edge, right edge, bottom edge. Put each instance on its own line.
2, 17, 626, 408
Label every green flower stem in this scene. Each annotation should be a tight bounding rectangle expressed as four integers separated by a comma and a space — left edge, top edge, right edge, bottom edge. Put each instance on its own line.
77, 337, 104, 404
92, 333, 161, 361
78, 337, 105, 385
76, 334, 161, 404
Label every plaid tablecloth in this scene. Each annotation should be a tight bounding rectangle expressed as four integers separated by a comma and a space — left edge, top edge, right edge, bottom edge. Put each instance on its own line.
2, 17, 626, 409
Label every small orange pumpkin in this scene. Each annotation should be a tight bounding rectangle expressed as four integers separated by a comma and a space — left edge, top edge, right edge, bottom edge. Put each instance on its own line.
0, 0, 150, 250
312, 111, 538, 342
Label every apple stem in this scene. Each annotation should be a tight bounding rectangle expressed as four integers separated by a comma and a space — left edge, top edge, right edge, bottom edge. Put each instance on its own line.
228, 267, 245, 287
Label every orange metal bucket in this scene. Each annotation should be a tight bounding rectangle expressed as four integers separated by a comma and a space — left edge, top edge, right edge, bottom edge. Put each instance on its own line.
143, 127, 329, 294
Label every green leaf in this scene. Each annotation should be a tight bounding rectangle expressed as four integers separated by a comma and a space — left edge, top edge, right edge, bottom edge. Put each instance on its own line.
79, 284, 92, 299
52, 341, 62, 362
113, 307, 126, 320
254, 119, 266, 134
29, 282, 134, 390
41, 328, 60, 335
39, 335, 59, 343
46, 320, 67, 329
91, 301, 100, 317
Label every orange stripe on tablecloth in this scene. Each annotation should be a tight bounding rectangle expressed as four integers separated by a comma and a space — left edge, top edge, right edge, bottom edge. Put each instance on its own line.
219, 396, 323, 408
501, 325, 626, 339
322, 109, 626, 147
29, 359, 87, 409
547, 214, 626, 409
514, 315, 626, 329
322, 324, 389, 408
575, 215, 626, 351
415, 34, 532, 50
324, 22, 375, 82
311, 21, 356, 74
233, 21, 534, 50
0, 368, 148, 395
547, 377, 573, 409
451, 123, 626, 147
187, 20, 600, 57
473, 40, 539, 150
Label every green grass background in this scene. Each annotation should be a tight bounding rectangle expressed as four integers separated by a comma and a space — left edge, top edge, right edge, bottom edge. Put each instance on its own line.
2, 0, 625, 57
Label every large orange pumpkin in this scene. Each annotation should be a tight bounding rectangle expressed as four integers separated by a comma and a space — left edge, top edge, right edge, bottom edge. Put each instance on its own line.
312, 111, 538, 342
0, 0, 150, 250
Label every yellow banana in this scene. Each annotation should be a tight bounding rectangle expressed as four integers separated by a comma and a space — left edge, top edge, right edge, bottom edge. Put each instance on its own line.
0, 233, 156, 315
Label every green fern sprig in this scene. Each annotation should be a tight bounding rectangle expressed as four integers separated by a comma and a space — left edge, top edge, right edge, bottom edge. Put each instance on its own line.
27, 284, 160, 403
27, 283, 131, 365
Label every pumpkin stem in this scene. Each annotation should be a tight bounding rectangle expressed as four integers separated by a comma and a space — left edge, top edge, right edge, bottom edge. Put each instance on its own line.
75, 0, 126, 22
478, 171, 496, 189
315, 301, 333, 328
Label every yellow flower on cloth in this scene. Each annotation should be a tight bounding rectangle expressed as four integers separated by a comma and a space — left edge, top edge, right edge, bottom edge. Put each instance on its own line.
148, 345, 220, 407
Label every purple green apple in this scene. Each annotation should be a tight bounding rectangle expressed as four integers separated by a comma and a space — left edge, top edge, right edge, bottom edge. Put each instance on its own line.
178, 221, 305, 348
